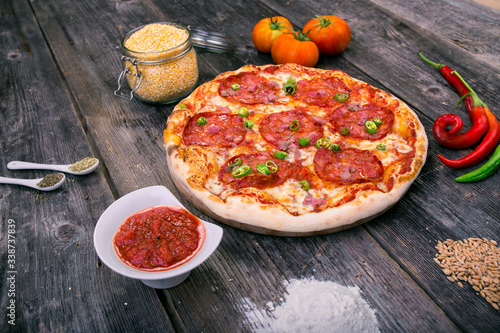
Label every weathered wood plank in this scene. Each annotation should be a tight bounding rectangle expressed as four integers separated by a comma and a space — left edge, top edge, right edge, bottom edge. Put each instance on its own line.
10, 0, 500, 331
370, 0, 500, 67
26, 0, 465, 331
0, 0, 174, 331
257, 0, 500, 331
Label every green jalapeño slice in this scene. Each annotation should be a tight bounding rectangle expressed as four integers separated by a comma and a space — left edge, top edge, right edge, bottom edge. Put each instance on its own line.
256, 161, 278, 175
331, 144, 341, 151
265, 160, 278, 173
232, 165, 251, 178
274, 150, 288, 160
197, 117, 207, 126
226, 158, 242, 172
256, 163, 271, 175
289, 119, 300, 131
365, 121, 378, 134
315, 138, 331, 149
238, 106, 249, 117
299, 180, 310, 191
299, 137, 310, 146
333, 93, 349, 103
244, 119, 254, 129
283, 76, 298, 95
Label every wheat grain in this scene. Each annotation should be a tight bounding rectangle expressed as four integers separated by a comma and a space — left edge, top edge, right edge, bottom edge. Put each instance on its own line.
435, 237, 500, 310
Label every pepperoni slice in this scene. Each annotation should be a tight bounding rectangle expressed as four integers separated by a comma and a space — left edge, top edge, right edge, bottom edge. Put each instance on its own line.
314, 148, 383, 184
259, 110, 324, 150
292, 76, 349, 107
182, 111, 246, 147
218, 72, 280, 104
219, 152, 308, 190
328, 104, 394, 140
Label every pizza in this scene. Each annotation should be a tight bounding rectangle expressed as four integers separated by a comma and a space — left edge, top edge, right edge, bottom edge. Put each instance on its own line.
163, 63, 427, 236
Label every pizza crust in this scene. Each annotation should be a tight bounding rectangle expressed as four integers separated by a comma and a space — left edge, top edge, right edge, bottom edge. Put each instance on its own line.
167, 149, 422, 236
164, 63, 428, 236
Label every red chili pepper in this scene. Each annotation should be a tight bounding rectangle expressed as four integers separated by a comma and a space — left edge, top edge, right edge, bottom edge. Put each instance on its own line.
437, 72, 500, 169
432, 111, 489, 149
419, 52, 488, 149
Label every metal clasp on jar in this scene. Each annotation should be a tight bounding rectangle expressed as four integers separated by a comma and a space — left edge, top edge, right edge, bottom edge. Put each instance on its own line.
114, 56, 143, 100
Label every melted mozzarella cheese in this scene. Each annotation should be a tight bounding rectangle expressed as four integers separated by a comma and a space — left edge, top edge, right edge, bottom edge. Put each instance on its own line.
205, 177, 225, 195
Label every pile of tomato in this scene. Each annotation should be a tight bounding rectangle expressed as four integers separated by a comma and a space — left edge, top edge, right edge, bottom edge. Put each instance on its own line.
252, 15, 351, 67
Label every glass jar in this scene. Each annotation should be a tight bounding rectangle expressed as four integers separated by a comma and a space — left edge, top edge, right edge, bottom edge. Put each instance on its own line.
114, 22, 199, 104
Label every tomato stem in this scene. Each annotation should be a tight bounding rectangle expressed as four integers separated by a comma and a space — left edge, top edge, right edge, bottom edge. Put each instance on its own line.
295, 30, 312, 41
269, 17, 287, 31
315, 15, 333, 28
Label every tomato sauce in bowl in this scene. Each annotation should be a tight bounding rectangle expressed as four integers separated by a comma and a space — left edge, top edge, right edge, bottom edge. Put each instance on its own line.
113, 205, 206, 271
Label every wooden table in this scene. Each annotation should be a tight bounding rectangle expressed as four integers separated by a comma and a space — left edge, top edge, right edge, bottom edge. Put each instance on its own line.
1, 0, 499, 331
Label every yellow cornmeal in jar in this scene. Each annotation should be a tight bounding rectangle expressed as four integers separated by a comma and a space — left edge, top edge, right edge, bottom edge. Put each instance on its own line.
124, 23, 198, 103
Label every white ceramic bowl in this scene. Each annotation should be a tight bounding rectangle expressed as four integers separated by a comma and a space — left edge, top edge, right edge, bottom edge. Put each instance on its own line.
93, 185, 223, 288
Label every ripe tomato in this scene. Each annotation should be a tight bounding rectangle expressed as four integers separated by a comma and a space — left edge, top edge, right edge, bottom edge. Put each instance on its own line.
252, 16, 293, 53
302, 15, 351, 55
271, 31, 319, 67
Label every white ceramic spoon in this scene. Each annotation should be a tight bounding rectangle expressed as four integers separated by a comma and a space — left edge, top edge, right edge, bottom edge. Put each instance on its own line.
0, 173, 66, 191
7, 159, 99, 176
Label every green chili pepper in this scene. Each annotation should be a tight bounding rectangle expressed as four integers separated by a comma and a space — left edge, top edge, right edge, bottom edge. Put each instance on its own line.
231, 83, 240, 90
373, 117, 383, 125
341, 127, 350, 136
226, 158, 242, 172
455, 144, 500, 182
315, 138, 331, 149
256, 163, 271, 175
283, 77, 298, 95
289, 119, 300, 131
238, 107, 249, 117
334, 93, 349, 103
274, 150, 288, 159
244, 119, 254, 129
299, 137, 310, 146
197, 117, 207, 126
376, 143, 386, 151
365, 121, 378, 134
266, 160, 278, 173
179, 104, 187, 108
232, 165, 252, 178
299, 180, 310, 191
331, 144, 341, 151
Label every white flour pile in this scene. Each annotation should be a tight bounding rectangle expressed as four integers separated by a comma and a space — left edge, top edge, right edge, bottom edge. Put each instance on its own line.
243, 278, 380, 333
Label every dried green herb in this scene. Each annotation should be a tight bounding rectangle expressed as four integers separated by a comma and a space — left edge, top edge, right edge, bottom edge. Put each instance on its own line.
37, 173, 64, 188
69, 157, 98, 172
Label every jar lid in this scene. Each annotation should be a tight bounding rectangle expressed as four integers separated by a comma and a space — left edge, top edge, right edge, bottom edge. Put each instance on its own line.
191, 29, 236, 53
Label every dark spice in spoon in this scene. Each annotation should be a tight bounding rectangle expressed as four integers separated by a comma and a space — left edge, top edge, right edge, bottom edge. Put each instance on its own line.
37, 173, 64, 188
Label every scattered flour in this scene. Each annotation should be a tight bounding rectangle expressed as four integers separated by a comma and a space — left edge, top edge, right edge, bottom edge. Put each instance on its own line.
243, 278, 380, 333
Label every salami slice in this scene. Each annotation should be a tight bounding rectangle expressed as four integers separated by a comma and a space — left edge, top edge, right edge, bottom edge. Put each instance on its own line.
219, 152, 308, 190
259, 110, 324, 151
292, 76, 349, 107
182, 111, 246, 147
328, 104, 394, 140
219, 72, 280, 104
314, 148, 383, 184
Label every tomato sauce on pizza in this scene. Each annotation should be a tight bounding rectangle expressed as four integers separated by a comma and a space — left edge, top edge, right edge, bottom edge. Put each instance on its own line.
164, 64, 428, 235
